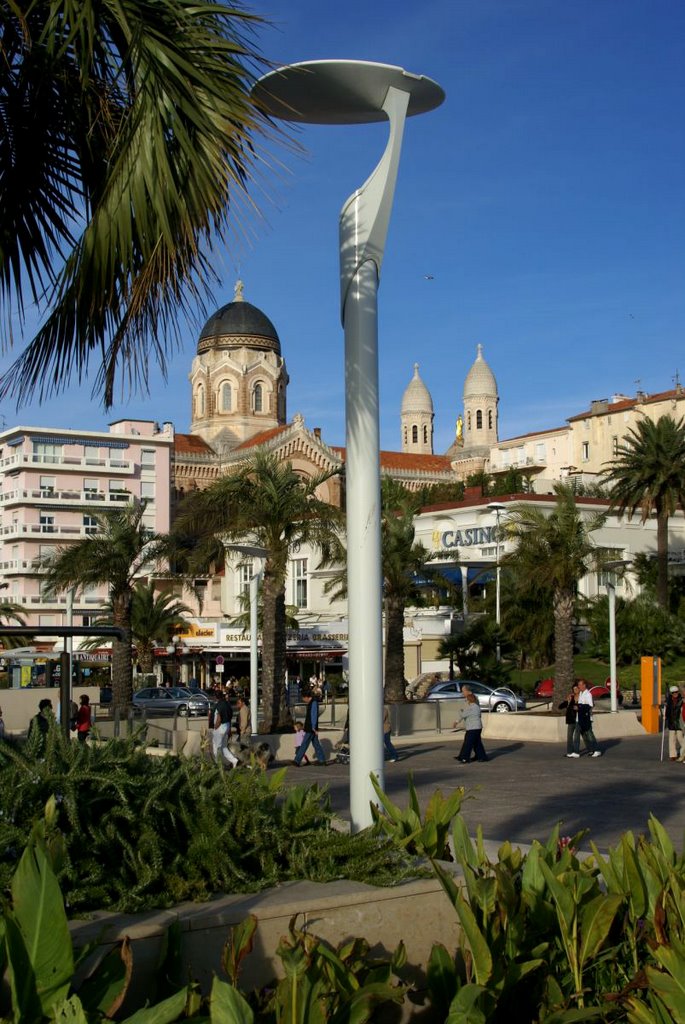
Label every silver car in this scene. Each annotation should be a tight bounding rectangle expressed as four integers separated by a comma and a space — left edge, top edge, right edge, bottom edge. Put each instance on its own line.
132, 686, 216, 717
426, 679, 526, 713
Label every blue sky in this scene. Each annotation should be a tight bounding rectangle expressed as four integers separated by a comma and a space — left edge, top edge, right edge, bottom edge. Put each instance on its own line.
2, 0, 684, 454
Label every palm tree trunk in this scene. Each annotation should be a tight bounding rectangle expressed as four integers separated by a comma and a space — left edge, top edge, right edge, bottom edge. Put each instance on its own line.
261, 573, 289, 731
553, 589, 575, 709
384, 596, 407, 702
656, 508, 670, 610
111, 591, 133, 708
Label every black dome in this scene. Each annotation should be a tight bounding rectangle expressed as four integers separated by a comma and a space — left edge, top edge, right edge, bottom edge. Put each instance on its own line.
197, 299, 280, 355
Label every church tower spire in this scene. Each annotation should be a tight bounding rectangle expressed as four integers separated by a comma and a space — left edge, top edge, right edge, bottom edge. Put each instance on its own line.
401, 363, 434, 454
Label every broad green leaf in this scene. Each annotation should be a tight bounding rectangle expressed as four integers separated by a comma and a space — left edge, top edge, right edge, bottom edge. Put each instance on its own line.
51, 994, 89, 1024
426, 943, 458, 1017
521, 843, 546, 899
328, 981, 404, 1024
539, 861, 576, 932
647, 816, 675, 865
77, 938, 133, 1018
122, 987, 189, 1024
7, 837, 73, 1018
209, 977, 253, 1024
624, 846, 648, 920
445, 983, 487, 1024
579, 894, 623, 966
222, 916, 258, 986
449, 890, 493, 986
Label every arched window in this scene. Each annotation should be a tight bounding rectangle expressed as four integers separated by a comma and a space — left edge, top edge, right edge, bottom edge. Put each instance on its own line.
476, 410, 483, 429
488, 410, 493, 430
197, 385, 205, 417
403, 427, 407, 445
253, 383, 263, 412
423, 425, 428, 444
467, 412, 472, 430
221, 382, 232, 412
412, 425, 418, 444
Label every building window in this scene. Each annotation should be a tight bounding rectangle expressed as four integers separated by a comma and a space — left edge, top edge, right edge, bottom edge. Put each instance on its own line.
83, 515, 97, 535
253, 383, 263, 413
197, 386, 205, 416
535, 443, 546, 461
221, 382, 232, 411
81, 615, 94, 627
581, 441, 590, 462
488, 410, 493, 430
140, 481, 155, 501
476, 410, 483, 429
39, 476, 55, 496
423, 425, 428, 444
109, 481, 128, 501
83, 478, 99, 496
141, 449, 155, 467
33, 442, 61, 464
403, 427, 407, 445
39, 615, 57, 626
238, 562, 254, 596
39, 513, 55, 534
612, 436, 619, 456
467, 412, 472, 430
292, 558, 308, 609
412, 425, 418, 444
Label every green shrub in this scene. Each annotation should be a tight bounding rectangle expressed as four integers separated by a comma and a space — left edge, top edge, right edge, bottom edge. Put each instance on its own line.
0, 729, 419, 914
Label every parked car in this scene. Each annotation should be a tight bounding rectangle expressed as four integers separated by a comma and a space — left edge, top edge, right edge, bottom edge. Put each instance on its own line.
534, 677, 623, 704
426, 679, 526, 713
132, 686, 216, 717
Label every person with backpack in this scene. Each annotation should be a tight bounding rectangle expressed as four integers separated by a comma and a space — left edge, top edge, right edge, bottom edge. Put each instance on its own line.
210, 689, 238, 768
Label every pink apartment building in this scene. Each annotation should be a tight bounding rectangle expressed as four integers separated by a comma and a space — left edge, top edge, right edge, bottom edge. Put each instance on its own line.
0, 420, 174, 632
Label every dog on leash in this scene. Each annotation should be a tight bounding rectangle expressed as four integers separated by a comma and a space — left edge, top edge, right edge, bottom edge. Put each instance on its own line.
226, 738, 274, 770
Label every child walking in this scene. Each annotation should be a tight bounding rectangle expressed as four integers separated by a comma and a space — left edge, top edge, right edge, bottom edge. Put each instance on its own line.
293, 721, 310, 765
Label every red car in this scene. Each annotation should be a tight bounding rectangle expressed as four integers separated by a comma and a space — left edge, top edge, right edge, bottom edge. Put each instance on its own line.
534, 677, 623, 704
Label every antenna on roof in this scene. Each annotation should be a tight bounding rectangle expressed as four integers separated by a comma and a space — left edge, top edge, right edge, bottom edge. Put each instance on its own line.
673, 370, 682, 393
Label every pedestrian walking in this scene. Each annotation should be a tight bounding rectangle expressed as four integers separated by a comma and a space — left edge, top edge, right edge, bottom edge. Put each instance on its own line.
293, 720, 310, 764
560, 684, 581, 757
211, 689, 238, 768
577, 679, 602, 757
454, 688, 488, 763
292, 692, 326, 766
383, 704, 399, 762
75, 694, 92, 743
664, 685, 684, 761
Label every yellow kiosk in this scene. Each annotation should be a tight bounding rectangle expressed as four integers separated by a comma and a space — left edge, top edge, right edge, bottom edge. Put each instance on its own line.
640, 656, 662, 734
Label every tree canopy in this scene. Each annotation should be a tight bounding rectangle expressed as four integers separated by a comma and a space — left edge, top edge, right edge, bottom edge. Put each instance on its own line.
0, 0, 272, 407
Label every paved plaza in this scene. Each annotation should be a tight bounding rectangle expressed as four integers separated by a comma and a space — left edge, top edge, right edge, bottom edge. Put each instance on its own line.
279, 732, 685, 853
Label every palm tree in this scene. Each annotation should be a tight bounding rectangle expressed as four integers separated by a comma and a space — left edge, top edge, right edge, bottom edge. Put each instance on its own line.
174, 451, 342, 731
0, 0, 271, 408
82, 583, 192, 675
0, 593, 29, 650
324, 479, 453, 702
502, 485, 606, 707
602, 415, 685, 609
41, 502, 167, 707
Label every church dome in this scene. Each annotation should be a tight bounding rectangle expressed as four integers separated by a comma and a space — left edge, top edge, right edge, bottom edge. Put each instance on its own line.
197, 281, 281, 356
401, 363, 433, 414
463, 344, 497, 398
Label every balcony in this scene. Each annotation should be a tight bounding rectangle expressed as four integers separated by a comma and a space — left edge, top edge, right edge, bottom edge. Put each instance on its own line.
0, 487, 132, 507
0, 452, 132, 473
0, 523, 102, 539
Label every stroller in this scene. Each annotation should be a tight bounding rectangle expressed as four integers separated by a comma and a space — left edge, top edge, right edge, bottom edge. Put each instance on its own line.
333, 715, 350, 764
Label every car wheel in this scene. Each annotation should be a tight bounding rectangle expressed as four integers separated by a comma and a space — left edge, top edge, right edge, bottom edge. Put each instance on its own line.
493, 701, 511, 713
177, 704, 189, 716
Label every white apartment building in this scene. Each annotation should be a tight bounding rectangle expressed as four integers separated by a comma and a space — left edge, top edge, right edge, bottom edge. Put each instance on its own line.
0, 420, 174, 631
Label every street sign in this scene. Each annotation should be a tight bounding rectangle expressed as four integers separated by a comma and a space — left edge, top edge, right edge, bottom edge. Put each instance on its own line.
216, 655, 225, 665
216, 664, 224, 673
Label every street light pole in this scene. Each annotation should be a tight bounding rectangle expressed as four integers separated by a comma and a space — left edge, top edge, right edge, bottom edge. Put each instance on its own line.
487, 502, 506, 662
225, 543, 268, 735
254, 61, 443, 831
602, 559, 631, 714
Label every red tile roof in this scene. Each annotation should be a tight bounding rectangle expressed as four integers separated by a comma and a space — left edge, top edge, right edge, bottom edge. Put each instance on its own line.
568, 388, 684, 422
331, 446, 452, 472
174, 433, 214, 454
234, 425, 290, 450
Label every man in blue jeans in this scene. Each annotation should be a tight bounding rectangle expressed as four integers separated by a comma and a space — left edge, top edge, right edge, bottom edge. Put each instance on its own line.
293, 692, 327, 766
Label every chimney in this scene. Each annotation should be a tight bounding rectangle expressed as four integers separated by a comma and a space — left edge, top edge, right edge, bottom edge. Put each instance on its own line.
313, 427, 321, 440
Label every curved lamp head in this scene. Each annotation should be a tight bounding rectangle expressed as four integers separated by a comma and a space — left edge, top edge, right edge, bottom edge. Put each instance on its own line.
252, 60, 444, 124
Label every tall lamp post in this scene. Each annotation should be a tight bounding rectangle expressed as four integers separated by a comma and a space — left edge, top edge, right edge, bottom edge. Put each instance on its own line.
487, 503, 506, 662
253, 61, 444, 830
602, 559, 631, 714
226, 543, 268, 736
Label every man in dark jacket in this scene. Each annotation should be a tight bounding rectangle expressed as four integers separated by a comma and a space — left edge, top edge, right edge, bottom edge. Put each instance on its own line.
665, 685, 684, 761
27, 698, 53, 751
211, 689, 238, 767
293, 693, 327, 767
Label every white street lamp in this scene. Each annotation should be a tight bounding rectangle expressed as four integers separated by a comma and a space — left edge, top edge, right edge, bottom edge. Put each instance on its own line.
226, 543, 268, 736
254, 61, 444, 830
602, 559, 632, 714
487, 502, 506, 662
